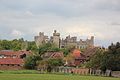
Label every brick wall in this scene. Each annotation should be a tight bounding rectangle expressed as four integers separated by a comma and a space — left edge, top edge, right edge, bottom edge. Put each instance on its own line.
0, 65, 23, 70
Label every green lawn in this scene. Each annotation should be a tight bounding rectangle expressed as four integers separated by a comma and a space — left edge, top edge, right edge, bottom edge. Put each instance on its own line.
0, 74, 119, 80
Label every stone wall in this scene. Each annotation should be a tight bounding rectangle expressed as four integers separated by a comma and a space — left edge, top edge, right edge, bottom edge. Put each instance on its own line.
112, 71, 120, 78
34, 30, 94, 49
38, 67, 89, 75
72, 68, 89, 75
38, 67, 117, 77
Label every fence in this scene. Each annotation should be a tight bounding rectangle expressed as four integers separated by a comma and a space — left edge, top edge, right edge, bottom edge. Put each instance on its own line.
38, 67, 113, 77
112, 71, 120, 78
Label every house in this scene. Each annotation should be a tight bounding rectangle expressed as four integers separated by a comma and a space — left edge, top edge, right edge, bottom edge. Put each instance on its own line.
65, 49, 86, 67
41, 51, 64, 59
0, 58, 23, 70
0, 50, 31, 70
83, 47, 99, 61
0, 50, 31, 59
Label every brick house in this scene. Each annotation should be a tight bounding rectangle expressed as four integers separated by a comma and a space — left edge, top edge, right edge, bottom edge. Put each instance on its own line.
0, 50, 31, 70
65, 49, 86, 67
0, 58, 24, 70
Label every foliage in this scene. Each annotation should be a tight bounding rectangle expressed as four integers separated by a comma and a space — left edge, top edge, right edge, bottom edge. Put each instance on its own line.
103, 42, 120, 71
37, 60, 48, 68
38, 43, 60, 56
0, 38, 37, 52
0, 40, 12, 50
48, 58, 64, 67
85, 48, 104, 69
24, 54, 42, 69
25, 42, 63, 70
86, 42, 120, 71
26, 41, 38, 53
64, 53, 75, 63
61, 48, 70, 56
37, 58, 64, 72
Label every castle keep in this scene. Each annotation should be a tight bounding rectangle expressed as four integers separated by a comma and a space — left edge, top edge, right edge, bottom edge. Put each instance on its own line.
34, 30, 94, 49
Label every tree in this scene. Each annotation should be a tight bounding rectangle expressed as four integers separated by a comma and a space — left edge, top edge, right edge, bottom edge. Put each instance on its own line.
26, 41, 37, 52
85, 48, 104, 69
24, 54, 42, 69
38, 43, 60, 56
61, 48, 70, 56
86, 42, 120, 71
105, 42, 120, 71
37, 58, 63, 72
0, 39, 39, 52
48, 58, 64, 67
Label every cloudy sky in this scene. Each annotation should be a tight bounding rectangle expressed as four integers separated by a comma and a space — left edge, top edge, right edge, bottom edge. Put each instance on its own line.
0, 0, 120, 47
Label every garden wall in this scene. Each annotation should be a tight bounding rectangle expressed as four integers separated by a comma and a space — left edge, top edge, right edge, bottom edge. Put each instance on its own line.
0, 65, 23, 70
112, 71, 120, 78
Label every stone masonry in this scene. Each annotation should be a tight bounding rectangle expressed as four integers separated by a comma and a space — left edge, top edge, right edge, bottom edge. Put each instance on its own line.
34, 30, 94, 49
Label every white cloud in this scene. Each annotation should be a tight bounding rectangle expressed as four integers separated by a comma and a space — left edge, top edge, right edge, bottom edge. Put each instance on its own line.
0, 0, 120, 47
24, 11, 34, 16
11, 29, 24, 38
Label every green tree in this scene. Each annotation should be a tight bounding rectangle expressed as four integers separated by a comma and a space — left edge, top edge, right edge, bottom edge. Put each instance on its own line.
85, 48, 104, 69
24, 54, 42, 69
0, 40, 12, 50
37, 58, 64, 72
61, 48, 70, 56
48, 58, 63, 67
86, 42, 120, 71
38, 43, 60, 56
26, 41, 37, 52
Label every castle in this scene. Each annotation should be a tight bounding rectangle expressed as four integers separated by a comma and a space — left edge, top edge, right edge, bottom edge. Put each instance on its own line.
34, 30, 94, 49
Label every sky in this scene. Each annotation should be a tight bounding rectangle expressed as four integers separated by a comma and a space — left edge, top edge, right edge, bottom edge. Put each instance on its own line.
0, 0, 120, 47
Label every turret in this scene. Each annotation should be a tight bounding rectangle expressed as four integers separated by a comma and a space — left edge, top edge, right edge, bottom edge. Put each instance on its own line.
52, 30, 60, 48
90, 36, 94, 46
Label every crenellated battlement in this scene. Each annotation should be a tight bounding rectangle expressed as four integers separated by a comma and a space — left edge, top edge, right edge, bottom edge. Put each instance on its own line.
34, 30, 94, 49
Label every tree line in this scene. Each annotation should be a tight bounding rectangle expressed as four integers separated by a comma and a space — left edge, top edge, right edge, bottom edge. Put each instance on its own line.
0, 38, 37, 51
86, 42, 120, 71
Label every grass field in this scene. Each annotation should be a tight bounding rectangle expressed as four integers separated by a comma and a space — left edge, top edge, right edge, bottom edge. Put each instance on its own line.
0, 70, 119, 80
0, 74, 119, 80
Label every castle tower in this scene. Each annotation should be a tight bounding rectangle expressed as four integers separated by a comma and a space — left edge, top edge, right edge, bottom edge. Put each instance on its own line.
53, 30, 60, 48
90, 36, 94, 47
34, 32, 49, 47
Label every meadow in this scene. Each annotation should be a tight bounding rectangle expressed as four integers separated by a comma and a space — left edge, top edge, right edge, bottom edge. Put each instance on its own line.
0, 70, 119, 80
0, 74, 119, 80
0, 70, 120, 80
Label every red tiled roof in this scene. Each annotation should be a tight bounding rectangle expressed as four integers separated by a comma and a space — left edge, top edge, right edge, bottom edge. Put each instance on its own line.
0, 50, 17, 55
72, 49, 81, 57
18, 50, 32, 55
0, 58, 24, 65
83, 47, 99, 58
50, 52, 64, 58
42, 51, 64, 59
0, 50, 31, 56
